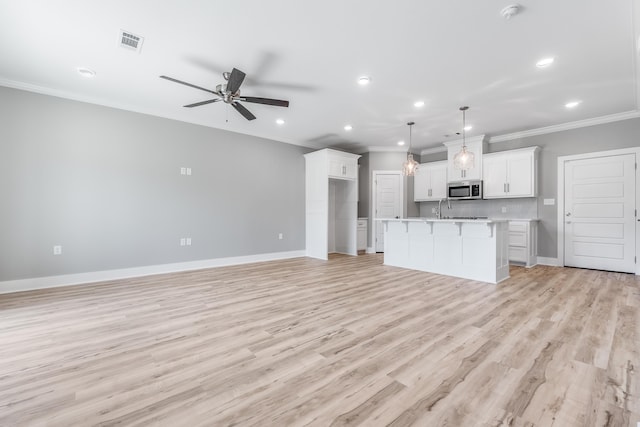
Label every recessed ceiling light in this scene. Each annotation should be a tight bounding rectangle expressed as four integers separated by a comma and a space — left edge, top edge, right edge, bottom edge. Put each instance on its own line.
464, 125, 473, 131
536, 57, 554, 68
276, 119, 285, 125
397, 141, 405, 146
414, 100, 425, 108
565, 101, 581, 109
357, 76, 371, 85
76, 67, 96, 78
344, 125, 353, 131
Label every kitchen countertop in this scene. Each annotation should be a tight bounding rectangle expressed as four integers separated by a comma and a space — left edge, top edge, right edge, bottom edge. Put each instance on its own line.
377, 217, 508, 223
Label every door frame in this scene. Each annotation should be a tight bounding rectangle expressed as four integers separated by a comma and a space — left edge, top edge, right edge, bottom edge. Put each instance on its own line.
371, 170, 404, 253
557, 147, 639, 274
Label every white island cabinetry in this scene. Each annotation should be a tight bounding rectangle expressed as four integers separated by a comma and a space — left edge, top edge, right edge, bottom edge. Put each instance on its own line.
380, 218, 510, 284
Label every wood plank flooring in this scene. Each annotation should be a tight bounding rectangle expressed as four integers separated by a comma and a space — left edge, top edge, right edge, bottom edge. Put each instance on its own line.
0, 254, 638, 426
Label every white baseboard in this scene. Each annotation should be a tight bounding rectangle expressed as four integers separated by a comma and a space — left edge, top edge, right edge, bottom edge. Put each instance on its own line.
537, 256, 560, 266
366, 247, 376, 254
0, 250, 306, 295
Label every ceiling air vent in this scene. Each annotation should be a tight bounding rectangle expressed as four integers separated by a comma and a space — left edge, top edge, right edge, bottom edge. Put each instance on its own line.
118, 30, 144, 53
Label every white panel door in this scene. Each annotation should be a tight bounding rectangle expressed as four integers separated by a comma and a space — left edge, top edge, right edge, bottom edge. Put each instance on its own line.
564, 154, 636, 273
375, 173, 402, 252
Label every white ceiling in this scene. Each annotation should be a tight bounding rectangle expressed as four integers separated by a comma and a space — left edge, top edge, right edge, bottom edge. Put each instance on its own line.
1, 0, 639, 153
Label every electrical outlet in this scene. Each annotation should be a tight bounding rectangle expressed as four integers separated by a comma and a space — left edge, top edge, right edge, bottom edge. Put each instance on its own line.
544, 198, 555, 205
180, 238, 186, 246
278, 233, 283, 240
431, 207, 436, 213
186, 237, 192, 246
186, 167, 192, 176
53, 245, 62, 255
501, 207, 507, 213
180, 167, 186, 175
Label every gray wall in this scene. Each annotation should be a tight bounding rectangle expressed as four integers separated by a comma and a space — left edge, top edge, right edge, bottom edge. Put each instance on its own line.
358, 151, 421, 247
0, 86, 309, 281
421, 117, 640, 258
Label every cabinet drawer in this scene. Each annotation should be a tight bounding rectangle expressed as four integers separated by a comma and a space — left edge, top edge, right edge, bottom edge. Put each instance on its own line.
509, 222, 528, 233
509, 232, 527, 247
509, 246, 527, 262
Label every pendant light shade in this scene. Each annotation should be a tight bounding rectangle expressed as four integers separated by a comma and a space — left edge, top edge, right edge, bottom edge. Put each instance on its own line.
402, 121, 419, 176
453, 106, 475, 170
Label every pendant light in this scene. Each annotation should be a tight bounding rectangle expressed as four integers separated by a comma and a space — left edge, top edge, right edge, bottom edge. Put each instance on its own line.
453, 106, 474, 170
402, 121, 419, 176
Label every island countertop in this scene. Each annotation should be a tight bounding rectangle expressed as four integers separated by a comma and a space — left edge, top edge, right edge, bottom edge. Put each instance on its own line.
376, 217, 509, 223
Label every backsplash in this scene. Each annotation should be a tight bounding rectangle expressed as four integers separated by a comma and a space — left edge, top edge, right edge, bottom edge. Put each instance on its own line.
418, 198, 538, 219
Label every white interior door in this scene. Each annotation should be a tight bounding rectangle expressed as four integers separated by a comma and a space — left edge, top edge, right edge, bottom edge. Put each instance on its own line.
564, 153, 636, 273
374, 172, 402, 252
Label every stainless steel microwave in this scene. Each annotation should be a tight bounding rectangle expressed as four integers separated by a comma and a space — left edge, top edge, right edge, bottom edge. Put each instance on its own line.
447, 180, 483, 200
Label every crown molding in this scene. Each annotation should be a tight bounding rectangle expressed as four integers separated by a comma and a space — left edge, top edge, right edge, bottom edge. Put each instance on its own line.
419, 146, 448, 156
365, 146, 411, 153
490, 110, 640, 143
442, 134, 488, 148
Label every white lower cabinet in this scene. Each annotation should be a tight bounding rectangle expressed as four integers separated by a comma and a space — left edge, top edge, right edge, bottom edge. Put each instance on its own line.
357, 219, 367, 253
508, 220, 538, 267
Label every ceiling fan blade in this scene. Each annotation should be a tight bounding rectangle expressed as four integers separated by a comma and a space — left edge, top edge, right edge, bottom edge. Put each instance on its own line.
240, 97, 290, 108
160, 75, 217, 95
226, 68, 246, 94
183, 99, 221, 108
231, 102, 256, 121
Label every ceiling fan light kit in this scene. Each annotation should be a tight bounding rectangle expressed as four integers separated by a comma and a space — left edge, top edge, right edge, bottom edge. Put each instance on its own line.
500, 4, 521, 20
160, 68, 289, 121
453, 106, 475, 170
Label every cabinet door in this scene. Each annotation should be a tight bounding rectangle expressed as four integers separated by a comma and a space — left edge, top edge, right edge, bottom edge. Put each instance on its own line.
447, 141, 482, 181
506, 152, 534, 197
343, 158, 358, 179
328, 158, 344, 178
328, 157, 357, 180
483, 154, 508, 198
413, 167, 430, 201
430, 165, 448, 199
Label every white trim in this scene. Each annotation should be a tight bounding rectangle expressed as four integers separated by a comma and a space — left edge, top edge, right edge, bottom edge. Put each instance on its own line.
442, 134, 488, 148
557, 147, 639, 271
419, 146, 448, 156
536, 257, 560, 267
371, 170, 404, 253
0, 250, 305, 295
366, 246, 376, 254
491, 111, 640, 143
366, 146, 411, 153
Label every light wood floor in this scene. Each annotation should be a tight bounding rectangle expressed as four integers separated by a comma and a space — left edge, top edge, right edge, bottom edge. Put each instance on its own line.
0, 254, 639, 426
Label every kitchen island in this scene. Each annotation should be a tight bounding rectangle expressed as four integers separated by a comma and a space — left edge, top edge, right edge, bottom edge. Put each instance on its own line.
379, 218, 509, 284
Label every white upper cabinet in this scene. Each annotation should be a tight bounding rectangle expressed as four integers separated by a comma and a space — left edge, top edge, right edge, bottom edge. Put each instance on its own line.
483, 146, 539, 198
328, 152, 358, 180
444, 135, 487, 182
414, 161, 448, 201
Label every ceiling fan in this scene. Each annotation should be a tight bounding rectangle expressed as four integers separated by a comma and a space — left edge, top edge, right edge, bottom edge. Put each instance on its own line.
159, 68, 289, 121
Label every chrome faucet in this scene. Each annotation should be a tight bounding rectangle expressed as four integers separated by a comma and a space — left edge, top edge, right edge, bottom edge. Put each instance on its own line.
436, 198, 452, 219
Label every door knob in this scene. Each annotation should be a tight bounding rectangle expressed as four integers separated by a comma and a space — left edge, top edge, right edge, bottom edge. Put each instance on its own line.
566, 212, 571, 217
